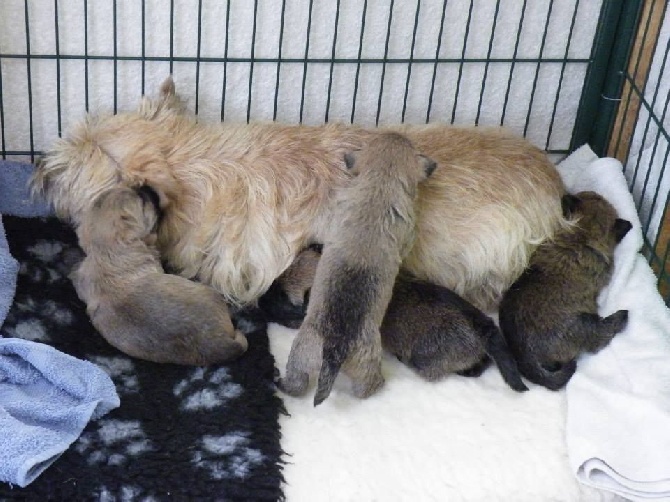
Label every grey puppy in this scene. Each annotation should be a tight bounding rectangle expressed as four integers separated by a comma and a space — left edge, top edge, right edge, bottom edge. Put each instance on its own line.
279, 133, 436, 405
498, 191, 632, 390
70, 186, 248, 366
262, 252, 527, 391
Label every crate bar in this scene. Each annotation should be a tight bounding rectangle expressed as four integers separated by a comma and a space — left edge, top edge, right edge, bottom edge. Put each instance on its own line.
54, 0, 62, 137
113, 0, 118, 114
195, 0, 203, 116
220, 0, 231, 121
0, 58, 5, 159
375, 0, 395, 126
401, 0, 421, 123
169, 0, 174, 74
571, 0, 644, 154
500, 0, 528, 126
23, 0, 35, 162
273, 0, 287, 121
325, 0, 341, 122
475, 0, 501, 125
425, 0, 448, 123
350, 0, 368, 123
523, 0, 554, 137
141, 1, 146, 95
545, 0, 581, 151
299, 0, 315, 124
84, 0, 89, 111
451, 0, 474, 124
247, 0, 259, 123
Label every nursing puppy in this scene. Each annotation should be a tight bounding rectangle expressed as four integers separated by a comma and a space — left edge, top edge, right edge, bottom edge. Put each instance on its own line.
279, 133, 436, 404
262, 252, 527, 391
498, 191, 632, 390
34, 77, 568, 313
70, 186, 248, 366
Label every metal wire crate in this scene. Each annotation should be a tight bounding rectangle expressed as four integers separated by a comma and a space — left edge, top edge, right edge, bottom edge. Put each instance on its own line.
0, 0, 668, 301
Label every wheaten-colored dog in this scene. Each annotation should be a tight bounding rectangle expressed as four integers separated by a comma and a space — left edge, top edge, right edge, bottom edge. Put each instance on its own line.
34, 77, 567, 312
70, 186, 248, 366
279, 133, 436, 404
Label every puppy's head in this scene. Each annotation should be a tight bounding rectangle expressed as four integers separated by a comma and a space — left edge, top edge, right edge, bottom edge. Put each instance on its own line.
77, 186, 160, 250
564, 191, 632, 253
344, 132, 437, 186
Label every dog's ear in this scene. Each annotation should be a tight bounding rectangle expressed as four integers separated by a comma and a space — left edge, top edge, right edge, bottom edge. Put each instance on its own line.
613, 218, 632, 243
561, 193, 581, 217
419, 154, 437, 178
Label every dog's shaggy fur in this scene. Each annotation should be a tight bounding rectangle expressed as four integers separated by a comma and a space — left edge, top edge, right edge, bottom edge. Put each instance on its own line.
33, 77, 567, 312
498, 191, 632, 390
279, 133, 435, 404
70, 186, 248, 366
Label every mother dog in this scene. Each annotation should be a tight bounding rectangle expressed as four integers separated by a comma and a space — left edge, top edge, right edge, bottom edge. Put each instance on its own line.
34, 78, 566, 311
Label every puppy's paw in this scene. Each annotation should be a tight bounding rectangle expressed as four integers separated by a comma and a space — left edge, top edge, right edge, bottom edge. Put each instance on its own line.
277, 372, 309, 397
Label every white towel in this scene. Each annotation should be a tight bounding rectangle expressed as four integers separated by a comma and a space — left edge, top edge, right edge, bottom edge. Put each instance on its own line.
560, 146, 670, 501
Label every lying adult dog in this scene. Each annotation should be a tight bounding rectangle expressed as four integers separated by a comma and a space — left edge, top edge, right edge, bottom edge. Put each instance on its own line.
34, 77, 566, 311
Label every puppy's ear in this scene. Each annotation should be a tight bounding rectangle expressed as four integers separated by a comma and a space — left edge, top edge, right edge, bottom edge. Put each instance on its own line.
419, 155, 437, 178
613, 218, 632, 243
561, 194, 581, 217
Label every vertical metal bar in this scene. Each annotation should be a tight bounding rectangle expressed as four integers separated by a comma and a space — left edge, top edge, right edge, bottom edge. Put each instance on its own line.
325, 0, 341, 123
113, 0, 118, 114
350, 0, 368, 124
221, 0, 231, 121
500, 0, 527, 126
169, 0, 174, 74
299, 0, 315, 124
522, 0, 554, 137
451, 0, 473, 124
401, 0, 421, 123
195, 0, 203, 117
24, 0, 35, 162
84, 0, 89, 112
247, 0, 259, 123
273, 0, 287, 121
375, 0, 395, 126
475, 0, 501, 125
0, 59, 5, 159
141, 0, 146, 95
426, 0, 448, 123
54, 0, 62, 137
545, 0, 580, 150
571, 0, 644, 153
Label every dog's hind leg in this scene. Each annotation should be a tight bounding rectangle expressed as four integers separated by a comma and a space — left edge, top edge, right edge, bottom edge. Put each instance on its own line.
570, 310, 629, 354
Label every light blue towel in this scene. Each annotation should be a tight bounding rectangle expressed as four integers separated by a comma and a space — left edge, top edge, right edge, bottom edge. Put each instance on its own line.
0, 160, 54, 329
0, 338, 120, 487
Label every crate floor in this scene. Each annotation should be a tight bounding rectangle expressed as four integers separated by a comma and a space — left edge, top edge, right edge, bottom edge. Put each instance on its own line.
0, 216, 285, 501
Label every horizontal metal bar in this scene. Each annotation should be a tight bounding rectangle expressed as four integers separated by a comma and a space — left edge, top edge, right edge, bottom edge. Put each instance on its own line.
0, 53, 591, 65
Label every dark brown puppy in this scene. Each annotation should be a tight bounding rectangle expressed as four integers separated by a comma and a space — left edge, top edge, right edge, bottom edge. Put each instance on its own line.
498, 191, 631, 390
261, 251, 527, 391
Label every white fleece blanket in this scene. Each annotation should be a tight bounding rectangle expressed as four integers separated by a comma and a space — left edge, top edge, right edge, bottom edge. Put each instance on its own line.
269, 145, 670, 501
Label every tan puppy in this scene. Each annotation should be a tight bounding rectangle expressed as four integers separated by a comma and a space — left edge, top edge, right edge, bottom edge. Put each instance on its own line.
34, 77, 567, 312
279, 133, 436, 404
499, 191, 631, 390
70, 186, 248, 366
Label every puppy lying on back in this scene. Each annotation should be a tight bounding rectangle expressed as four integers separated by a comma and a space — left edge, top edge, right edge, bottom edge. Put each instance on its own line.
498, 191, 632, 390
262, 251, 527, 392
70, 186, 248, 366
279, 133, 436, 405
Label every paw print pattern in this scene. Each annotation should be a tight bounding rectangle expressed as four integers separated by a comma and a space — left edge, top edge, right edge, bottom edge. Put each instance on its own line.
88, 356, 140, 394
173, 367, 243, 411
1, 318, 50, 342
192, 432, 265, 480
75, 419, 154, 467
23, 239, 83, 284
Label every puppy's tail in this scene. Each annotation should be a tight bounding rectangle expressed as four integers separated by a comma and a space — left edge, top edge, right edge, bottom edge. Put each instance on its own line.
314, 342, 348, 406
518, 359, 577, 391
484, 325, 529, 392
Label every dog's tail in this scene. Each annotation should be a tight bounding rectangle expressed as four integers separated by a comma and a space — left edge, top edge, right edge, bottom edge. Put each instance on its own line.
484, 325, 529, 392
313, 341, 349, 406
517, 359, 577, 391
